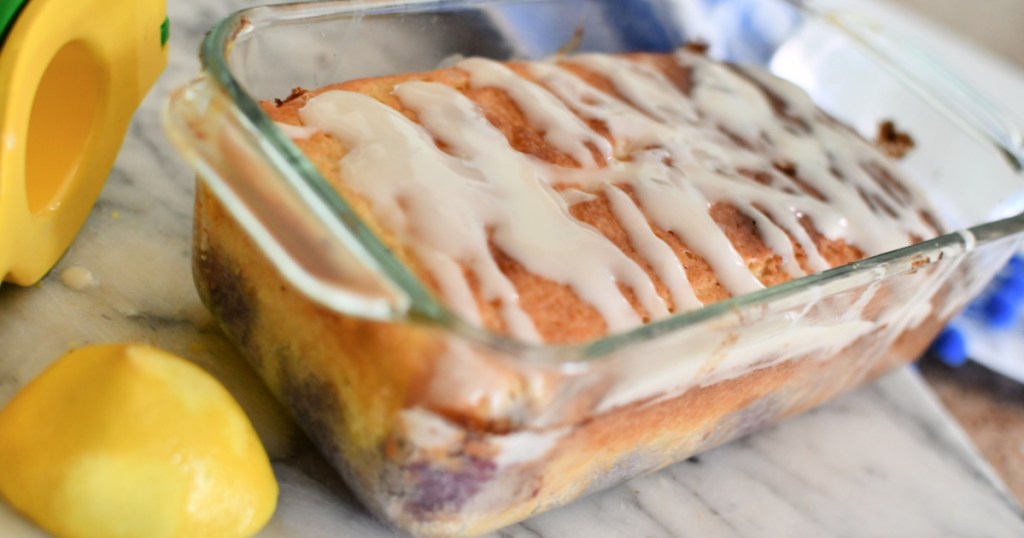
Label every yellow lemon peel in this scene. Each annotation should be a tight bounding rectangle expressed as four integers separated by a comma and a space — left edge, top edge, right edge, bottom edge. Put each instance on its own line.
0, 344, 278, 538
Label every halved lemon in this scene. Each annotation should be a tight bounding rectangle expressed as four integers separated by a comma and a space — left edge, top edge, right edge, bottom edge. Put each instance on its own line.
0, 344, 277, 538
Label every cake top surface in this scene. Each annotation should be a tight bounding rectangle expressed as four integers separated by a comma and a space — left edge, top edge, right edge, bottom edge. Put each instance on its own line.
270, 49, 941, 343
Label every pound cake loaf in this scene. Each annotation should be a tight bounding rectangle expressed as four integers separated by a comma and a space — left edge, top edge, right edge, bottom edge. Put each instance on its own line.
194, 48, 951, 536
264, 49, 941, 344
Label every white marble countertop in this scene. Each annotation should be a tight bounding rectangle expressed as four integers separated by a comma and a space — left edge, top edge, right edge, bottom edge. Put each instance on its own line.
2, 0, 1024, 536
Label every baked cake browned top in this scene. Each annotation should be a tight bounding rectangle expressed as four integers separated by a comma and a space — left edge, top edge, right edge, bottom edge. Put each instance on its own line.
265, 49, 941, 344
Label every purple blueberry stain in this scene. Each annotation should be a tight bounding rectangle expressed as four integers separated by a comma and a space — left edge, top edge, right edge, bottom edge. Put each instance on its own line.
404, 456, 497, 517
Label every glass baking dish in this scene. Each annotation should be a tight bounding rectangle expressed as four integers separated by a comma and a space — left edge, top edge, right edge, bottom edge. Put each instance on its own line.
164, 0, 1024, 535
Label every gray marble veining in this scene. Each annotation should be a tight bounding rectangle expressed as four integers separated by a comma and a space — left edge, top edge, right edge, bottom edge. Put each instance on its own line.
1, 0, 1023, 536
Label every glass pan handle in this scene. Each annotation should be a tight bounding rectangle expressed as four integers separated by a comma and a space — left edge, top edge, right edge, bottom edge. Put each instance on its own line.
163, 76, 410, 321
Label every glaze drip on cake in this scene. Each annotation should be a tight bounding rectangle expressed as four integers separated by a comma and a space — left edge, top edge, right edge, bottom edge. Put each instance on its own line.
296, 50, 940, 342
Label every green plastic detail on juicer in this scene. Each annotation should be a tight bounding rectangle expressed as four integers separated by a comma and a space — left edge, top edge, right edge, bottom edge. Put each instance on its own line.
0, 0, 30, 46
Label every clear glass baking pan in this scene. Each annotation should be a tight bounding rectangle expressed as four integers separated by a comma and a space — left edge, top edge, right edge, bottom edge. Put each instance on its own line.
164, 0, 1024, 535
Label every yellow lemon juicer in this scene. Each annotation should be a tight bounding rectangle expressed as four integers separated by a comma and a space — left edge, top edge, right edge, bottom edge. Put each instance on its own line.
0, 0, 167, 285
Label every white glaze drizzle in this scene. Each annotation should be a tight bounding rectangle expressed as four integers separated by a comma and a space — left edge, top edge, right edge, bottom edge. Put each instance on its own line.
567, 53, 699, 124
745, 208, 806, 278
604, 183, 702, 310
298, 91, 540, 341
394, 81, 669, 329
525, 62, 769, 294
457, 57, 613, 167
298, 50, 940, 340
559, 188, 599, 205
629, 154, 767, 295
274, 121, 320, 139
414, 247, 482, 327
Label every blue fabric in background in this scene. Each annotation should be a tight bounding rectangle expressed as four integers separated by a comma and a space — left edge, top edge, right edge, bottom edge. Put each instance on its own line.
594, 1, 683, 52
485, 0, 802, 67
683, 0, 803, 64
